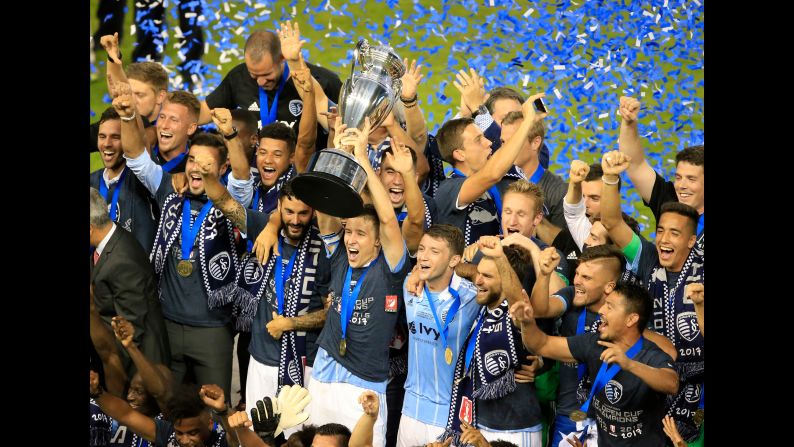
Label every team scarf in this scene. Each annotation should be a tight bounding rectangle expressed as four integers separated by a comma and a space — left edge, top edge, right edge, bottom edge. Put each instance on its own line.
150, 193, 239, 309
647, 235, 704, 441
395, 195, 433, 230
233, 226, 320, 390
250, 165, 297, 214
90, 398, 111, 446
423, 134, 444, 197
449, 167, 524, 246
442, 299, 520, 446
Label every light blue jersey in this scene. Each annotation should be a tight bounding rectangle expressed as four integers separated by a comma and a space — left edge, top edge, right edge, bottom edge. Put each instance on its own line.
402, 272, 481, 427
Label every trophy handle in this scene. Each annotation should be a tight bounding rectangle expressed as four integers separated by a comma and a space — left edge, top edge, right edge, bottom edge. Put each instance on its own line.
350, 39, 367, 88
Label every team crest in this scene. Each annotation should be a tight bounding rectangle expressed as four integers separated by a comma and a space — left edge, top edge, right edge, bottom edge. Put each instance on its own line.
244, 258, 264, 285
484, 349, 510, 376
469, 205, 497, 225
684, 383, 701, 403
676, 312, 701, 341
289, 99, 304, 116
288, 360, 302, 384
209, 252, 232, 281
605, 380, 623, 404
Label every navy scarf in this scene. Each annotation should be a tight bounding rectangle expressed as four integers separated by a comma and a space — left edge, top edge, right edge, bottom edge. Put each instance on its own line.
251, 165, 296, 214
150, 193, 239, 309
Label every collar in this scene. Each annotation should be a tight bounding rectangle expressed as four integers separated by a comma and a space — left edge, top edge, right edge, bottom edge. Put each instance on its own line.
102, 168, 124, 188
95, 223, 117, 255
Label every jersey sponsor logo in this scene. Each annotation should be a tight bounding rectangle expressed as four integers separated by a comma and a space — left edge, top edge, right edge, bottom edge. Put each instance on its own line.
484, 349, 510, 376
209, 251, 232, 281
605, 380, 623, 404
385, 295, 398, 312
289, 99, 303, 116
408, 321, 440, 340
469, 205, 497, 225
684, 383, 701, 403
244, 259, 265, 284
459, 396, 473, 424
676, 311, 701, 341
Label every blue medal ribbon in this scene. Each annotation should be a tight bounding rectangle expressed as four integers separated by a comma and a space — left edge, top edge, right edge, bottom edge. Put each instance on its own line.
697, 213, 704, 236
529, 164, 545, 184
578, 336, 644, 416
699, 383, 704, 409
396, 210, 407, 223
259, 62, 291, 126
423, 278, 462, 353
154, 141, 189, 173
340, 258, 376, 344
452, 168, 503, 217
99, 167, 127, 222
181, 198, 214, 261
464, 309, 487, 373
274, 237, 299, 315
576, 308, 600, 381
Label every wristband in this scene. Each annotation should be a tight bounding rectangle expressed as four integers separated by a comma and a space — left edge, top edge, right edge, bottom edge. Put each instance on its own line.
602, 175, 620, 185
120, 111, 137, 122
107, 51, 122, 63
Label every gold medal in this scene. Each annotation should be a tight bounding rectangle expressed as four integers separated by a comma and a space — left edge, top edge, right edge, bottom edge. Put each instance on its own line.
693, 408, 704, 425
445, 347, 453, 365
177, 260, 193, 277
570, 410, 587, 422
339, 339, 347, 356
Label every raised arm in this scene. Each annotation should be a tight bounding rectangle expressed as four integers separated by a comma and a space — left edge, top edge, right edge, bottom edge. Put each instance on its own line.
529, 248, 567, 318
342, 119, 405, 267
280, 21, 330, 131
501, 233, 566, 292
349, 391, 379, 447
200, 384, 240, 447
618, 96, 656, 202
686, 283, 704, 336
91, 370, 157, 441
600, 151, 635, 249
510, 298, 576, 363
196, 151, 247, 233
458, 93, 547, 207
597, 340, 679, 395
291, 64, 318, 172
112, 316, 173, 411
212, 108, 250, 181
100, 33, 129, 94
89, 285, 128, 397
227, 411, 268, 447
113, 79, 147, 160
400, 59, 429, 173
565, 160, 593, 250
387, 139, 425, 254
478, 236, 523, 309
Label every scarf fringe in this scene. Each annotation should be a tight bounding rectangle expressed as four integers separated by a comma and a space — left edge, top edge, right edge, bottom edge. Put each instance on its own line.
232, 286, 260, 332
472, 368, 517, 400
208, 281, 239, 309
90, 427, 111, 447
389, 353, 408, 378
439, 428, 467, 447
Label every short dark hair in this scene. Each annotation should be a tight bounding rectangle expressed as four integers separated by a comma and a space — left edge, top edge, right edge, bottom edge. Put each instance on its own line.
231, 109, 258, 135
489, 441, 519, 447
258, 122, 297, 154
660, 202, 698, 236
612, 281, 652, 330
424, 224, 465, 257
278, 179, 301, 202
675, 145, 704, 168
577, 245, 626, 279
166, 90, 201, 121
288, 424, 317, 447
584, 162, 622, 190
126, 61, 169, 92
190, 132, 229, 166
98, 106, 120, 126
484, 87, 525, 114
164, 383, 206, 423
316, 423, 351, 447
354, 204, 380, 240
503, 244, 533, 285
245, 30, 282, 62
436, 117, 474, 164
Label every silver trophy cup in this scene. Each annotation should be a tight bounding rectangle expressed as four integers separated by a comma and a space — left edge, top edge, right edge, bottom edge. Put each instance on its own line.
291, 39, 406, 218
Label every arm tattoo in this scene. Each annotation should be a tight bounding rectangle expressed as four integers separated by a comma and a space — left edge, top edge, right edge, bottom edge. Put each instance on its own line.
216, 189, 247, 233
291, 307, 328, 331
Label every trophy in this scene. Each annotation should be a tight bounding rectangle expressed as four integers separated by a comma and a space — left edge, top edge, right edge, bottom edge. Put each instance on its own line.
291, 39, 406, 217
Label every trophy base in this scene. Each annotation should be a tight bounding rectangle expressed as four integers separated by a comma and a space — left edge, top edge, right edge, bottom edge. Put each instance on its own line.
291, 172, 365, 218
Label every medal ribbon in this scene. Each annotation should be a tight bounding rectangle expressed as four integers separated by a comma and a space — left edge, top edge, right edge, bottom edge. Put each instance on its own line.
423, 278, 461, 353
154, 142, 189, 173
464, 309, 486, 373
577, 308, 601, 381
181, 198, 214, 262
259, 62, 291, 126
697, 213, 704, 236
577, 336, 644, 416
274, 237, 299, 315
340, 259, 376, 344
452, 168, 503, 217
529, 164, 545, 184
99, 167, 127, 222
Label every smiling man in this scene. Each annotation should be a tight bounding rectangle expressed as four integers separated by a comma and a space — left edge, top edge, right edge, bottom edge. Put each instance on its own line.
151, 91, 201, 174
513, 281, 679, 447
598, 150, 704, 444
397, 225, 480, 447
90, 107, 159, 254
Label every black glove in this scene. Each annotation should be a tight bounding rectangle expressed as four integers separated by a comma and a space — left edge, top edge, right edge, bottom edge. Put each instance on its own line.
251, 396, 281, 442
